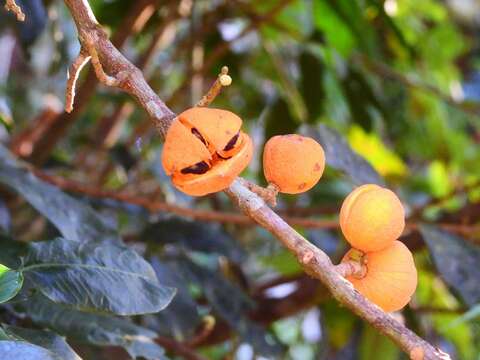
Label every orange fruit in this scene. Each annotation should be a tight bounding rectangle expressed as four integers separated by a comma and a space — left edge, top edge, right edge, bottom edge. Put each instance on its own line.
340, 184, 405, 252
342, 241, 417, 312
162, 108, 252, 196
263, 134, 325, 194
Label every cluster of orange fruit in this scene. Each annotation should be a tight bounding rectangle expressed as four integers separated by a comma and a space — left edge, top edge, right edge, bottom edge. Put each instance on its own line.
161, 107, 417, 312
161, 107, 324, 196
340, 185, 417, 312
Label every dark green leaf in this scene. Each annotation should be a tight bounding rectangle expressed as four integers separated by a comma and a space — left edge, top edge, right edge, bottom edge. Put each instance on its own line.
0, 144, 118, 243
0, 263, 23, 303
23, 238, 175, 315
26, 295, 167, 360
308, 124, 384, 185
340, 67, 384, 131
264, 97, 299, 140
420, 225, 480, 307
173, 256, 283, 356
2, 325, 81, 360
299, 49, 324, 122
0, 235, 28, 268
145, 257, 201, 339
143, 218, 245, 262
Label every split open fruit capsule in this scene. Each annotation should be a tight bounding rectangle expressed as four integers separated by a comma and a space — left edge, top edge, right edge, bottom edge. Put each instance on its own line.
161, 107, 253, 196
339, 184, 405, 252
342, 241, 417, 312
263, 134, 325, 194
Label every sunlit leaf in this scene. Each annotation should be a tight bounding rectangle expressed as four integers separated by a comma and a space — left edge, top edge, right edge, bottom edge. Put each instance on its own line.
348, 125, 407, 177
427, 160, 453, 198
0, 263, 23, 304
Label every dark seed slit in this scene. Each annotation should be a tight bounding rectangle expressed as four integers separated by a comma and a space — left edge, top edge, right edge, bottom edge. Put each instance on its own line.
223, 132, 240, 151
191, 128, 208, 145
181, 161, 210, 174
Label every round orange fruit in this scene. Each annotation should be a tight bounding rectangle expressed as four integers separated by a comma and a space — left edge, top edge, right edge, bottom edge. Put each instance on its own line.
263, 134, 325, 194
342, 241, 417, 312
340, 184, 405, 252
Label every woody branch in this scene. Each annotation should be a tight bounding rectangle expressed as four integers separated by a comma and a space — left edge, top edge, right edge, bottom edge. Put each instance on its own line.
60, 0, 449, 359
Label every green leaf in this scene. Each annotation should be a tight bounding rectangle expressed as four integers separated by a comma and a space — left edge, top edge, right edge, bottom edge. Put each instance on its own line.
0, 144, 118, 243
347, 125, 407, 177
299, 49, 325, 122
359, 323, 399, 360
445, 303, 480, 329
313, 0, 356, 56
0, 341, 62, 360
173, 256, 283, 356
0, 263, 23, 303
260, 250, 302, 276
142, 218, 246, 262
23, 238, 175, 315
146, 257, 201, 339
420, 225, 480, 307
27, 295, 167, 360
2, 325, 81, 360
308, 124, 384, 185
264, 97, 299, 141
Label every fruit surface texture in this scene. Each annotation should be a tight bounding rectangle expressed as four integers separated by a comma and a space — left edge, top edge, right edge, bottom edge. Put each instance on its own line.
263, 134, 325, 194
340, 184, 405, 252
342, 241, 417, 312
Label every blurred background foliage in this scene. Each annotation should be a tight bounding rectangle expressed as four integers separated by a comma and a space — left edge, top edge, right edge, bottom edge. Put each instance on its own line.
1, 0, 480, 359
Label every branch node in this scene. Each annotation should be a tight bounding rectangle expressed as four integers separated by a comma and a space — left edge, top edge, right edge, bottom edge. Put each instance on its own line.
335, 259, 367, 279
409, 346, 424, 360
239, 179, 279, 207
301, 250, 314, 265
196, 65, 232, 107
65, 50, 91, 113
82, 34, 119, 87
5, 0, 25, 21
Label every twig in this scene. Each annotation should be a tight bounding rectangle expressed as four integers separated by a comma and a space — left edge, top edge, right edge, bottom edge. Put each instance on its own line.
196, 66, 232, 107
81, 34, 120, 87
64, 34, 121, 112
60, 1, 450, 358
334, 260, 366, 278
185, 316, 216, 347
29, 167, 480, 240
30, 168, 339, 229
65, 50, 90, 113
238, 178, 279, 207
11, 0, 159, 164
63, 0, 176, 139
4, 0, 25, 21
